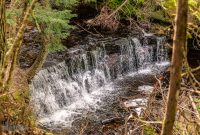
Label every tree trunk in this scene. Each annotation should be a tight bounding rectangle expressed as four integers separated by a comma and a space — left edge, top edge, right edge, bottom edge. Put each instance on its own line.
1, 0, 37, 90
0, 0, 6, 88
26, 35, 49, 81
0, 0, 6, 132
161, 0, 188, 135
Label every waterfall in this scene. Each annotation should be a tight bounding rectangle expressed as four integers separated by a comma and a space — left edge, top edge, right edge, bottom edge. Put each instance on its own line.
157, 37, 168, 62
30, 36, 169, 128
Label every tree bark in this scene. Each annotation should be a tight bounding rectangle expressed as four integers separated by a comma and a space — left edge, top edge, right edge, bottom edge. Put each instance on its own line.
1, 0, 37, 89
26, 35, 49, 81
161, 0, 188, 135
0, 0, 6, 88
0, 0, 6, 132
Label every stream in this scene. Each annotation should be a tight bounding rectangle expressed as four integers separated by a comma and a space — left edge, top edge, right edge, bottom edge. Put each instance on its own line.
29, 35, 169, 134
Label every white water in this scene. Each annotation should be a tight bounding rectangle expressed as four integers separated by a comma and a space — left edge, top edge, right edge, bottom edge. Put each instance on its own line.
30, 36, 169, 128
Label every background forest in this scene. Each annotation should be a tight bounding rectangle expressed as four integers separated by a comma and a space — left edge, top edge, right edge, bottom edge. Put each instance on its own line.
0, 0, 200, 135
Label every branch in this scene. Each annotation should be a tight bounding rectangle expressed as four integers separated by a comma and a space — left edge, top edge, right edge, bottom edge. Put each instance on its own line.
75, 22, 102, 37
182, 88, 200, 95
129, 114, 162, 124
5, 0, 38, 58
0, 89, 16, 97
180, 109, 200, 127
189, 94, 200, 121
3, 0, 38, 88
32, 12, 41, 33
26, 35, 48, 81
0, 0, 7, 87
181, 66, 200, 77
107, 0, 129, 19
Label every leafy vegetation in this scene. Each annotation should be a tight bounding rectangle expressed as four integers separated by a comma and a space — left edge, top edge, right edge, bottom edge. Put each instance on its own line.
108, 0, 145, 19
35, 0, 77, 52
144, 125, 157, 135
160, 0, 200, 39
7, 0, 77, 52
33, 4, 76, 52
0, 0, 200, 134
0, 0, 78, 134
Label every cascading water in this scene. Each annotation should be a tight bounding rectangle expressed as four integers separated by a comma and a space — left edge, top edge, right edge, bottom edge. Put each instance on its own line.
30, 36, 169, 129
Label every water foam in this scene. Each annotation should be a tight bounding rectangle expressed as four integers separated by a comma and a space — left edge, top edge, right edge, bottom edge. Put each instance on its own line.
30, 36, 169, 128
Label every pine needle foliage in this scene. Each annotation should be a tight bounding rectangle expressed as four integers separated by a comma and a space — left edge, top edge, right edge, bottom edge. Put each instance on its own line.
80, 0, 97, 3
33, 0, 77, 52
53, 0, 78, 8
6, 0, 78, 52
34, 4, 76, 52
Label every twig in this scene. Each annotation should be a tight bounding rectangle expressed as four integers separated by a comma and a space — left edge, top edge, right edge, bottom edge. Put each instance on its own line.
78, 121, 88, 135
0, 89, 16, 97
179, 104, 199, 116
189, 72, 200, 86
107, 0, 129, 19
129, 114, 162, 124
92, 27, 104, 37
189, 94, 200, 121
75, 22, 103, 37
180, 109, 199, 126
181, 66, 200, 77
182, 88, 200, 95
131, 124, 147, 133
32, 12, 41, 33
155, 75, 167, 106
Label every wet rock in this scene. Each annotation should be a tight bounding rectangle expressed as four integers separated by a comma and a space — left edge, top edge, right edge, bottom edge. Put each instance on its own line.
138, 85, 154, 94
102, 38, 129, 54
101, 117, 125, 125
43, 51, 68, 68
74, 4, 98, 20
142, 35, 157, 46
19, 27, 42, 68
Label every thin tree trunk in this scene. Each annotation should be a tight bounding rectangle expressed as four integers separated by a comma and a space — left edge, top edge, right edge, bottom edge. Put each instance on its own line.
26, 0, 50, 81
2, 0, 37, 89
26, 35, 49, 81
161, 0, 188, 135
0, 0, 6, 132
0, 0, 6, 88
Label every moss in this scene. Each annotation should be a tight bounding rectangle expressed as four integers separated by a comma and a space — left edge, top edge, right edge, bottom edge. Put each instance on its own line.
144, 125, 157, 135
150, 11, 171, 24
44, 132, 54, 135
194, 98, 200, 113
